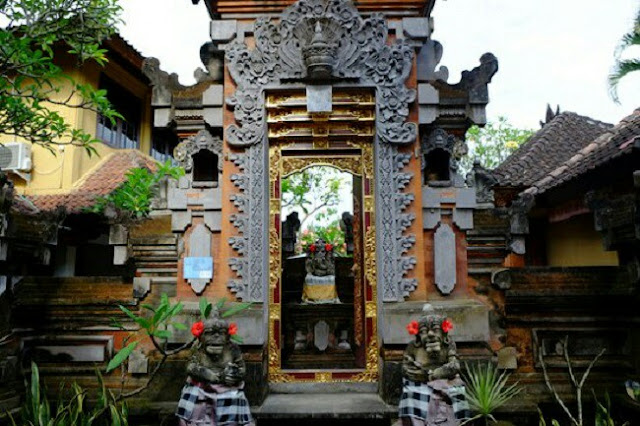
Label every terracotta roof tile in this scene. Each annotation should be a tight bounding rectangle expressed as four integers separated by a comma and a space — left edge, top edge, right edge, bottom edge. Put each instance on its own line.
26, 150, 157, 214
529, 108, 640, 194
493, 112, 613, 187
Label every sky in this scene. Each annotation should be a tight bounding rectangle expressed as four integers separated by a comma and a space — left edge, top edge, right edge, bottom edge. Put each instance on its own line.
119, 0, 640, 129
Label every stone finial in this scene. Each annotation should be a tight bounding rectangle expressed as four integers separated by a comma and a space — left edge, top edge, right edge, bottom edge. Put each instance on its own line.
303, 20, 337, 79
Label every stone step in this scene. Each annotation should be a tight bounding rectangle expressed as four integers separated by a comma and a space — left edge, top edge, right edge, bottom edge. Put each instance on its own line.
255, 393, 395, 422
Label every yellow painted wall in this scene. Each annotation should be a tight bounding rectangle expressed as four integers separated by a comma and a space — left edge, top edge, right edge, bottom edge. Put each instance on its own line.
3, 49, 152, 196
545, 214, 618, 266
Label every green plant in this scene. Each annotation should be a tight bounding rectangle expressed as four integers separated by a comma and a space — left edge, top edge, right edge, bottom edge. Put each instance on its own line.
459, 117, 535, 175
594, 392, 629, 426
1, 0, 123, 155
299, 217, 348, 256
461, 362, 520, 425
6, 362, 127, 426
609, 8, 640, 103
107, 294, 250, 398
88, 160, 184, 218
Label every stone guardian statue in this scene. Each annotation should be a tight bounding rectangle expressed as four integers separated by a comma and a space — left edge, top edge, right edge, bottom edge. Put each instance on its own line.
176, 310, 254, 426
399, 304, 470, 425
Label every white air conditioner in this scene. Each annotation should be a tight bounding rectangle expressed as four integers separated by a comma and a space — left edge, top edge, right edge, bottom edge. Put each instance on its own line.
0, 142, 32, 172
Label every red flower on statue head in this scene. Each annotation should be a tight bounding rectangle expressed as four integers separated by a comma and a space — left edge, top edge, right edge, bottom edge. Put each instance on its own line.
441, 319, 453, 333
191, 321, 205, 338
309, 244, 317, 253
325, 243, 333, 252
228, 322, 238, 336
406, 320, 419, 335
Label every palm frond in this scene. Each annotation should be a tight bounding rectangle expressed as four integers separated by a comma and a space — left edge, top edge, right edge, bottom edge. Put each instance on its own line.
608, 59, 640, 103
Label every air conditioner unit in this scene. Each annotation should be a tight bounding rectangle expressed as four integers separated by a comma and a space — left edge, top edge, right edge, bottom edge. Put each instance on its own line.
0, 142, 32, 172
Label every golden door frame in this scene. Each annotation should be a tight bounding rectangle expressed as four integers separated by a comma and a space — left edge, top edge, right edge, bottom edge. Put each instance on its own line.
267, 143, 379, 383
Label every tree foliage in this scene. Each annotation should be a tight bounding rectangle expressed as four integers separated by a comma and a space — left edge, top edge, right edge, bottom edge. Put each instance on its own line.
0, 0, 123, 155
87, 160, 184, 218
460, 117, 535, 174
281, 166, 346, 229
609, 7, 640, 104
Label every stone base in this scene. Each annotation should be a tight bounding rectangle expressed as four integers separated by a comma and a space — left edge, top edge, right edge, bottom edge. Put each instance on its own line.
381, 299, 490, 345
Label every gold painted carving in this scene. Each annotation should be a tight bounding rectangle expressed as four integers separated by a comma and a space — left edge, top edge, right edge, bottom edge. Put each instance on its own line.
364, 226, 377, 288
315, 372, 332, 383
281, 156, 362, 177
365, 301, 377, 318
267, 89, 379, 384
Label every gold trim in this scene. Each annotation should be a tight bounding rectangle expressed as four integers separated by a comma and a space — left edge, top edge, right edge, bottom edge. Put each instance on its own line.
281, 156, 363, 177
365, 301, 377, 318
267, 89, 378, 384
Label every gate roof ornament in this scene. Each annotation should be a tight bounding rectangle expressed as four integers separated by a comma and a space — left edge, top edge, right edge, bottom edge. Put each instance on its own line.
225, 0, 417, 147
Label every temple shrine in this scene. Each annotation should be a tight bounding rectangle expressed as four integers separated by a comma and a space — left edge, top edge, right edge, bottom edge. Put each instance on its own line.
0, 0, 638, 424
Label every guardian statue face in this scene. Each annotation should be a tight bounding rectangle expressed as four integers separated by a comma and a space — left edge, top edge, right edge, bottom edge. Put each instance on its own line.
202, 318, 229, 356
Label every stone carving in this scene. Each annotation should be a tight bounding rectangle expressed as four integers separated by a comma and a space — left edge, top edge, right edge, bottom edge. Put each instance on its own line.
339, 212, 354, 254
142, 57, 187, 106
187, 223, 212, 294
399, 304, 469, 425
225, 0, 417, 147
302, 21, 338, 79
416, 39, 449, 82
314, 320, 330, 351
508, 193, 535, 255
176, 312, 254, 426
434, 224, 456, 295
174, 130, 223, 176
465, 160, 497, 204
421, 128, 467, 187
195, 41, 225, 83
449, 53, 499, 104
303, 239, 340, 304
282, 212, 301, 256
225, 0, 418, 302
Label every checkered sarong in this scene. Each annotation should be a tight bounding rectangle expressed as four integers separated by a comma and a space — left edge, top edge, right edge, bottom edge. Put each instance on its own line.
176, 382, 253, 425
398, 378, 470, 423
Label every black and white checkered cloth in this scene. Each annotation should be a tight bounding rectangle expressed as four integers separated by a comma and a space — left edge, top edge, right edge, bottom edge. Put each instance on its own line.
176, 383, 253, 425
398, 378, 470, 423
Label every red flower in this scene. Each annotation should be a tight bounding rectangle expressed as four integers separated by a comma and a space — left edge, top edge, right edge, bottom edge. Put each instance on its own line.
406, 320, 419, 335
325, 243, 333, 252
191, 321, 205, 338
441, 319, 453, 333
309, 244, 316, 253
228, 322, 238, 336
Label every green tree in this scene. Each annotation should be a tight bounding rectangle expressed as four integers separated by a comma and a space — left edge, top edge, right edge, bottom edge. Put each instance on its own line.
281, 166, 346, 229
0, 0, 122, 155
460, 117, 534, 174
609, 8, 640, 104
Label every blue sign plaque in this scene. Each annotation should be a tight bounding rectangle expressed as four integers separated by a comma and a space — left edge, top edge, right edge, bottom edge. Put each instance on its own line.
183, 256, 214, 279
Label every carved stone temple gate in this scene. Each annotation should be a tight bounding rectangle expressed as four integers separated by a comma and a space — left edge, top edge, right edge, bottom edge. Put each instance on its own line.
223, 0, 421, 384
144, 0, 499, 410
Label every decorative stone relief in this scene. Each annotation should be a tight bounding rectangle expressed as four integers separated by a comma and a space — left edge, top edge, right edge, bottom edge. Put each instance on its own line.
508, 193, 535, 255
421, 127, 467, 187
465, 160, 497, 204
434, 223, 457, 295
187, 223, 212, 294
224, 0, 418, 302
174, 129, 223, 176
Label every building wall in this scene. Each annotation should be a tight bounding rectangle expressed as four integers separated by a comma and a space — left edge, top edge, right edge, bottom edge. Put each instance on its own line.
545, 213, 618, 266
3, 49, 153, 196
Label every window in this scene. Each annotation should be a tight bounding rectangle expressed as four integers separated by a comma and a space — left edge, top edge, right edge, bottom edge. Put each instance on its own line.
424, 148, 451, 184
192, 150, 218, 182
96, 75, 141, 149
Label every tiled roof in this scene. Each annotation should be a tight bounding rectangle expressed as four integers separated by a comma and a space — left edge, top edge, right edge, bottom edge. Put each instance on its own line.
493, 112, 613, 187
524, 108, 640, 196
26, 150, 157, 214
